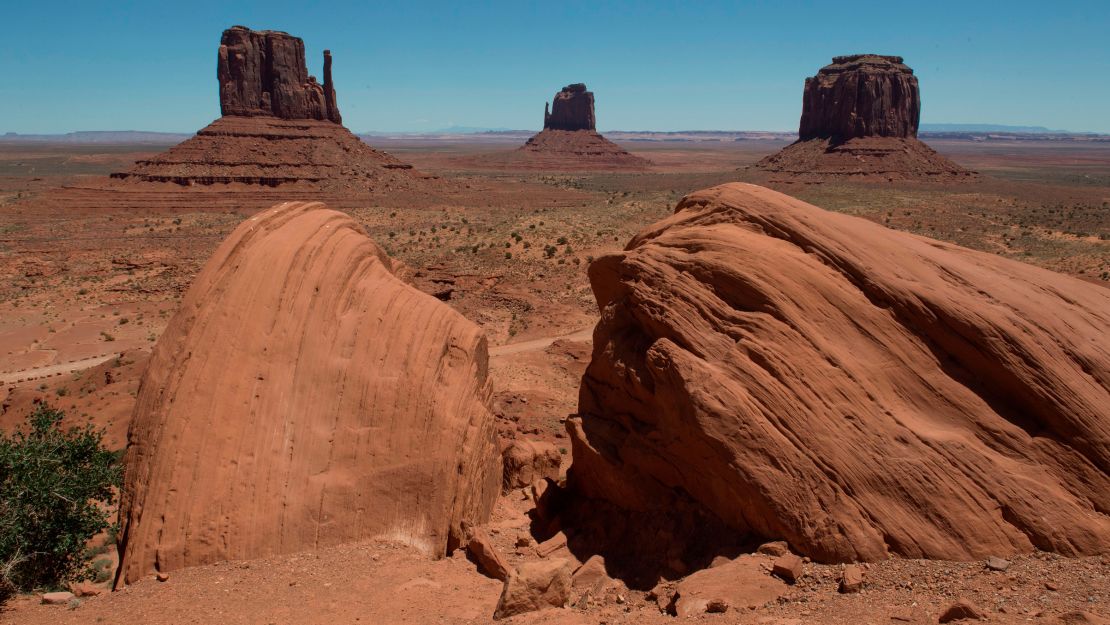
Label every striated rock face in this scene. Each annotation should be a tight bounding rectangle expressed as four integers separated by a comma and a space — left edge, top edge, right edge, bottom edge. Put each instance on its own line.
218, 25, 341, 123
544, 84, 595, 132
115, 202, 500, 586
568, 183, 1109, 563
799, 54, 918, 141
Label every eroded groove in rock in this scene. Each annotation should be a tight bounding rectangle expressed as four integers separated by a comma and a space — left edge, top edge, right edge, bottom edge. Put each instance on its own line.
568, 182, 1109, 563
115, 202, 500, 586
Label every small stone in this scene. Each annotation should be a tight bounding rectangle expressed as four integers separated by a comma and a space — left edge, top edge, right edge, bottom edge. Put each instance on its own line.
536, 532, 568, 558
707, 599, 730, 613
41, 591, 76, 605
515, 533, 533, 548
939, 598, 987, 623
985, 556, 1010, 572
156, 572, 170, 582
493, 558, 573, 619
466, 525, 511, 581
771, 554, 804, 583
757, 541, 790, 557
839, 564, 864, 593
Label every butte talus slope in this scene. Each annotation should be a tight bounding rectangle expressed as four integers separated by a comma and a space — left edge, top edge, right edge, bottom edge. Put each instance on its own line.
114, 202, 500, 586
568, 182, 1108, 564
110, 26, 420, 190
756, 55, 974, 180
513, 83, 651, 169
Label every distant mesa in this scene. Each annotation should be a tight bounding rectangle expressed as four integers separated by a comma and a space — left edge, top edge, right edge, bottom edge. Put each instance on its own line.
543, 83, 595, 131
114, 201, 501, 586
511, 83, 650, 169
756, 54, 975, 180
217, 25, 341, 124
111, 26, 419, 189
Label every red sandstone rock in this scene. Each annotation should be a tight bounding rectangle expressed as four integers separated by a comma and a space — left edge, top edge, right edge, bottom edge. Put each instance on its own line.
493, 558, 573, 619
505, 83, 650, 169
672, 556, 787, 616
567, 182, 1110, 563
218, 26, 341, 123
114, 202, 500, 586
772, 554, 804, 583
501, 439, 561, 492
839, 564, 864, 593
756, 55, 972, 180
465, 525, 511, 581
544, 83, 596, 132
800, 55, 918, 141
112, 27, 419, 189
939, 598, 987, 622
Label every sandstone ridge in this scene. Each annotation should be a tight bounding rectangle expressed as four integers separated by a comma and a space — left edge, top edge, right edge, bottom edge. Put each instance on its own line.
568, 183, 1109, 564
115, 201, 501, 586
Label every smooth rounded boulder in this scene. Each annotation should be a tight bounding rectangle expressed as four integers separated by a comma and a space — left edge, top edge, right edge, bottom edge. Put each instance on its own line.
115, 201, 501, 585
568, 183, 1109, 563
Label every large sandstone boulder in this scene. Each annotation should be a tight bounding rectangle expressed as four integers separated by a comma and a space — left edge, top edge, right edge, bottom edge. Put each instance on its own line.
115, 202, 500, 586
568, 183, 1109, 563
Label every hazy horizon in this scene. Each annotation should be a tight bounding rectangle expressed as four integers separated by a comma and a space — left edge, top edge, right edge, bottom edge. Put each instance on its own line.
3, 1, 1108, 134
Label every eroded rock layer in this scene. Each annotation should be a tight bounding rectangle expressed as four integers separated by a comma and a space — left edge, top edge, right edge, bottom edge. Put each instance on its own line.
516, 129, 651, 169
115, 202, 501, 585
110, 116, 415, 188
569, 183, 1109, 563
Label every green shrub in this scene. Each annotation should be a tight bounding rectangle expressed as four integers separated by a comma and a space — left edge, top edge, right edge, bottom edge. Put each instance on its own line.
0, 403, 121, 597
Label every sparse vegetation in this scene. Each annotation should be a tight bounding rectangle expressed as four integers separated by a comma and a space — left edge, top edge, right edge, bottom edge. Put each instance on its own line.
0, 403, 121, 599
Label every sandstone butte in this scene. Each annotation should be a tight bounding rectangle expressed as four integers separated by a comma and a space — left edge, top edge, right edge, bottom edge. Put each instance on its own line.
111, 26, 419, 189
114, 202, 500, 586
567, 182, 1109, 563
516, 83, 651, 169
756, 54, 974, 179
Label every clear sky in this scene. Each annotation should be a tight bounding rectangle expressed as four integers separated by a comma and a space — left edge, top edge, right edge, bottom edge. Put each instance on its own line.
2, 1, 1108, 134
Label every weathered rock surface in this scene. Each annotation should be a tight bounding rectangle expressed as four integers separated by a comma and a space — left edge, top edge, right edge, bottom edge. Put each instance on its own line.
501, 439, 561, 492
494, 558, 573, 619
568, 182, 1110, 563
111, 116, 416, 188
544, 84, 596, 132
115, 202, 500, 586
756, 55, 972, 179
799, 54, 918, 141
218, 26, 341, 123
670, 556, 787, 616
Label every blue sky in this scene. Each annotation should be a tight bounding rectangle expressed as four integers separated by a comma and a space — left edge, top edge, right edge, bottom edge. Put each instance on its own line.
2, 1, 1108, 133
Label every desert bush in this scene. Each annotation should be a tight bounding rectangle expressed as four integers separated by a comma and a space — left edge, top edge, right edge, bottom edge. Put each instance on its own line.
0, 403, 121, 596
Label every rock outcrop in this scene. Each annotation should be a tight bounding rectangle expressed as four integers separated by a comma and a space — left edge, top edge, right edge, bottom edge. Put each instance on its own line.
112, 26, 419, 189
568, 183, 1109, 563
114, 202, 500, 586
218, 26, 341, 123
756, 55, 973, 180
501, 83, 650, 170
544, 83, 595, 132
798, 55, 918, 141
